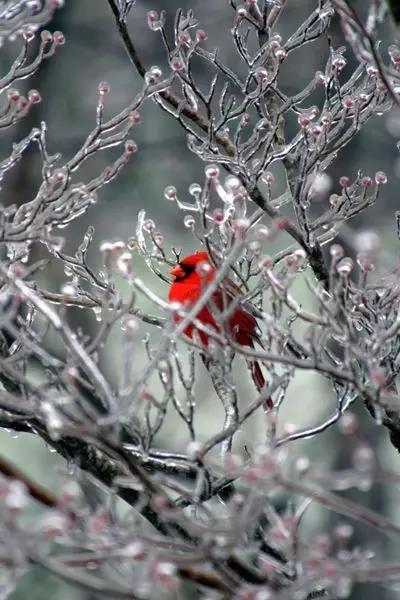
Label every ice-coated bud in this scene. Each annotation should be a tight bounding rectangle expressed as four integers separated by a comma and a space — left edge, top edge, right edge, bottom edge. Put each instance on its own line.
23, 31, 35, 42
262, 171, 274, 184
236, 6, 248, 17
5, 480, 28, 512
40, 511, 69, 539
143, 219, 155, 232
205, 164, 220, 179
212, 208, 224, 223
298, 115, 310, 128
360, 176, 373, 188
196, 29, 207, 42
117, 252, 133, 276
124, 140, 138, 154
7, 88, 20, 102
164, 185, 177, 201
53, 31, 65, 45
339, 176, 350, 188
314, 70, 326, 85
336, 257, 353, 276
375, 171, 387, 185
389, 44, 400, 65
338, 412, 358, 435
356, 253, 375, 273
189, 182, 202, 196
186, 441, 203, 459
122, 317, 140, 334
184, 215, 195, 228
40, 30, 53, 43
275, 48, 286, 61
232, 217, 250, 231
59, 480, 80, 504
295, 456, 310, 475
98, 81, 110, 95
61, 283, 76, 297
352, 444, 374, 472
130, 110, 141, 124
248, 240, 261, 256
147, 10, 159, 24
255, 67, 268, 82
178, 32, 190, 44
334, 523, 354, 545
17, 96, 29, 110
366, 65, 378, 77
28, 89, 41, 104
225, 175, 241, 191
342, 95, 354, 110
255, 225, 270, 240
52, 168, 67, 183
170, 57, 185, 72
332, 56, 346, 72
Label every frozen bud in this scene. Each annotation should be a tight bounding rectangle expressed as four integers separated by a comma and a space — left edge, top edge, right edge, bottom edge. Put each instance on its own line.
98, 81, 110, 95
272, 216, 287, 231
178, 32, 190, 44
312, 173, 332, 196
5, 481, 28, 512
124, 139, 138, 154
117, 252, 133, 276
225, 175, 241, 191
375, 171, 387, 185
329, 193, 340, 208
61, 283, 77, 297
275, 48, 287, 61
293, 248, 306, 265
298, 115, 310, 128
28, 89, 41, 104
329, 247, 345, 268
211, 208, 224, 224
321, 112, 332, 126
310, 124, 322, 137
314, 70, 326, 85
23, 30, 35, 42
145, 65, 162, 84
356, 253, 375, 272
130, 110, 141, 125
100, 241, 113, 254
295, 456, 310, 474
360, 176, 373, 188
236, 7, 248, 17
170, 57, 185, 72
124, 541, 145, 559
336, 257, 353, 276
355, 230, 381, 255
189, 182, 202, 196
332, 56, 346, 72
186, 441, 203, 459
184, 215, 195, 228
259, 256, 273, 270
205, 164, 220, 179
339, 176, 350, 188
52, 168, 67, 183
147, 10, 159, 25
196, 260, 212, 277
59, 480, 80, 504
338, 412, 358, 435
17, 96, 29, 110
357, 93, 368, 104
334, 523, 354, 545
262, 171, 274, 185
53, 31, 65, 45
232, 217, 250, 231
389, 45, 400, 65
342, 95, 354, 110
111, 241, 125, 255
352, 444, 375, 472
255, 67, 268, 82
7, 88, 20, 102
154, 562, 177, 589
41, 30, 53, 43
122, 317, 139, 334
196, 29, 207, 42
240, 113, 251, 127
164, 185, 177, 201
255, 225, 270, 240
248, 240, 261, 256
143, 219, 155, 232
40, 511, 69, 539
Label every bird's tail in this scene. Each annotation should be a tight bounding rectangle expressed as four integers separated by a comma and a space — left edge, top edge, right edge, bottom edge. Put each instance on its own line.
251, 361, 273, 409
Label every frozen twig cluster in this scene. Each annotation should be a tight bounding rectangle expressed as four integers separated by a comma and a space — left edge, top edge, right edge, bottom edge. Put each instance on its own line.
0, 0, 399, 598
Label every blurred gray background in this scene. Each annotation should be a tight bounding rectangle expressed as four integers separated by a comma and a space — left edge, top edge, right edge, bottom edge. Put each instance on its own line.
0, 1, 400, 598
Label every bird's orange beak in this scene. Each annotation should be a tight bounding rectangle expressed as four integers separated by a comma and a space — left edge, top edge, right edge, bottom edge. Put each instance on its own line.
170, 264, 185, 279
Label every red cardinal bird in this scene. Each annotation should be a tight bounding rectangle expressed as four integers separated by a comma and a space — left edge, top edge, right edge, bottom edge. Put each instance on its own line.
168, 251, 266, 392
